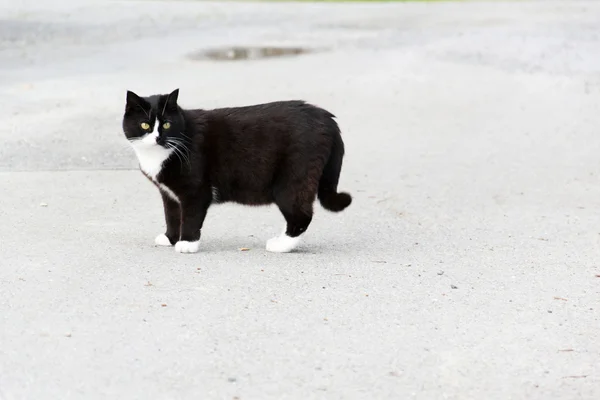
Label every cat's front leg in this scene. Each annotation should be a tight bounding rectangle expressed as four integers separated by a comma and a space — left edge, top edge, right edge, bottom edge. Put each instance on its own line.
175, 190, 211, 254
155, 191, 181, 246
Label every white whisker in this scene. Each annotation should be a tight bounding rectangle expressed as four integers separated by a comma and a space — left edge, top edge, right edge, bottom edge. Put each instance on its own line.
168, 143, 185, 170
162, 93, 171, 116
136, 104, 150, 119
166, 138, 191, 172
179, 131, 192, 140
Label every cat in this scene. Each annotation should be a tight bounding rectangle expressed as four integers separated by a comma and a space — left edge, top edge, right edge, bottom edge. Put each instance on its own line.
122, 88, 351, 254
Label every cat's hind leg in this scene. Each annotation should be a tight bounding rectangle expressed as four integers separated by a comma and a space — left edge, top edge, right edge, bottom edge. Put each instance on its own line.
267, 188, 315, 253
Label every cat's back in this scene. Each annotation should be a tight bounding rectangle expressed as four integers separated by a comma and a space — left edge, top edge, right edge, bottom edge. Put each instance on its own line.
185, 99, 340, 164
207, 100, 335, 126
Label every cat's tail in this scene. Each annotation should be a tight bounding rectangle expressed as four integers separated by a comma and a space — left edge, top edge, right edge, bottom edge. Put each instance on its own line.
318, 123, 352, 212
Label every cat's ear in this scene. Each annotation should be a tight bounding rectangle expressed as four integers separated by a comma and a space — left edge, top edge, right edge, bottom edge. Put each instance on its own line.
166, 88, 179, 107
125, 90, 148, 113
126, 90, 142, 105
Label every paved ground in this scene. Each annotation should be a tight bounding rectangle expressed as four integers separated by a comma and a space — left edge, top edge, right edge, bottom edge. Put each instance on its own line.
1, 0, 599, 399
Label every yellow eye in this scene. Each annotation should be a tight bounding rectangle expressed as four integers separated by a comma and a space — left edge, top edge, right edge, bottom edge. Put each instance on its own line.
140, 122, 150, 130
162, 122, 171, 129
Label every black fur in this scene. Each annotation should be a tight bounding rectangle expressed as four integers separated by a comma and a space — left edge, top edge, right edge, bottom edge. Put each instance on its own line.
123, 89, 351, 247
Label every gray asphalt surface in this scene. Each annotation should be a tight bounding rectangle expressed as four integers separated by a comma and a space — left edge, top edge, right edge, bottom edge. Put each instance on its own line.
1, 0, 599, 399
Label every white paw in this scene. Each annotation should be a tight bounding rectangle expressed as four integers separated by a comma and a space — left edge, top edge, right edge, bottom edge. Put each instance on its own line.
154, 234, 173, 246
175, 240, 200, 254
266, 234, 301, 253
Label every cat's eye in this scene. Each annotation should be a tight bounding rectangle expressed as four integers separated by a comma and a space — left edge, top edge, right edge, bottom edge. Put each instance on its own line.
140, 122, 150, 130
162, 122, 171, 129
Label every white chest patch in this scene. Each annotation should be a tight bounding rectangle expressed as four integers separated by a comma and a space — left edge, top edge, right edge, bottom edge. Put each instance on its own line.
130, 132, 173, 181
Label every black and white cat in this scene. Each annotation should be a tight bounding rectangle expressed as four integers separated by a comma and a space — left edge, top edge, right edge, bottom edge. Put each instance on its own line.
122, 89, 351, 254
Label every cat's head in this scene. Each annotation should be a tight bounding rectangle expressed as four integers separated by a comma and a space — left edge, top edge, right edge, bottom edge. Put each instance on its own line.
122, 88, 186, 148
